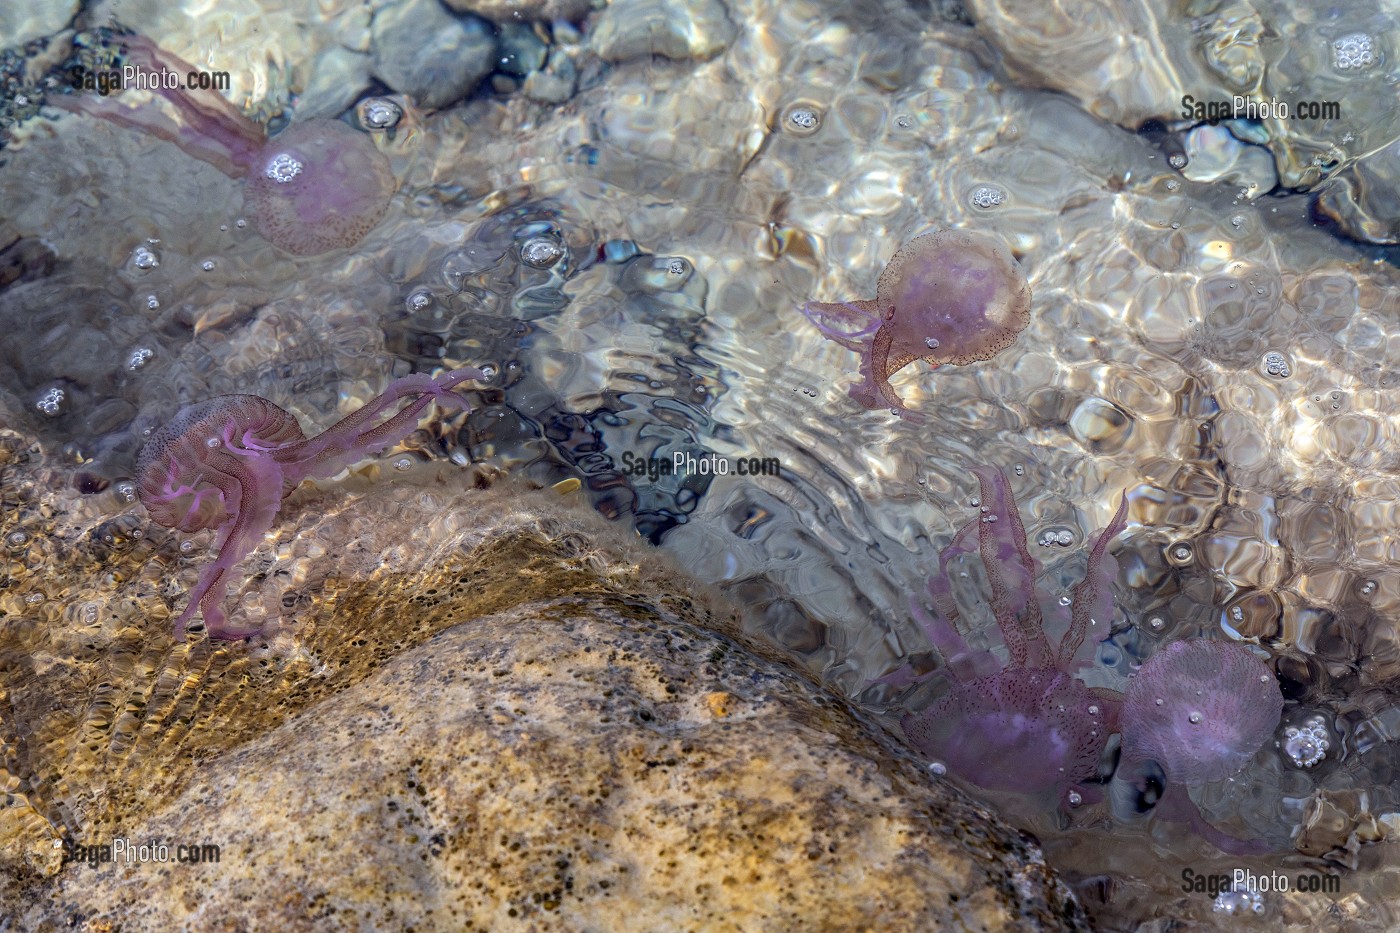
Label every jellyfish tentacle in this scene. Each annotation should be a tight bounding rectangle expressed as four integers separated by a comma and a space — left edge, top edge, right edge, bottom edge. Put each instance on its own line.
1058, 490, 1131, 670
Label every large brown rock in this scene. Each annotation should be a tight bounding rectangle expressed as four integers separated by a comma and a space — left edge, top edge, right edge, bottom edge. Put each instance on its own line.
0, 430, 1088, 931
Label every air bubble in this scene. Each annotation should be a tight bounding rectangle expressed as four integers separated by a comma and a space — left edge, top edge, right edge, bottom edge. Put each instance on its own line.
969, 497, 980, 508
406, 289, 433, 312
201, 259, 216, 272
116, 482, 136, 503
1188, 711, 1203, 724
1088, 705, 1099, 715
1066, 790, 1082, 807
1167, 152, 1188, 170
179, 540, 196, 554
928, 761, 947, 776
1148, 616, 1165, 631
127, 347, 154, 372
924, 337, 940, 349
519, 237, 565, 269
393, 457, 412, 472
1360, 580, 1377, 597
1058, 595, 1072, 606
205, 437, 220, 448
146, 295, 160, 310
1230, 215, 1244, 228
358, 96, 403, 130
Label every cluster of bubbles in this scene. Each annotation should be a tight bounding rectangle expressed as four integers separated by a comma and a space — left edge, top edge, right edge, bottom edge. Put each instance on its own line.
781, 102, 821, 137
1261, 350, 1292, 378
1037, 528, 1077, 548
1332, 32, 1378, 71
127, 347, 154, 372
263, 153, 303, 184
1311, 391, 1344, 411
1282, 717, 1330, 769
130, 245, 160, 270
34, 386, 65, 417
1213, 884, 1265, 915
969, 185, 1005, 209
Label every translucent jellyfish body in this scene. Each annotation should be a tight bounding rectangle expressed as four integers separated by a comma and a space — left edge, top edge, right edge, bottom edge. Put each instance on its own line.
51, 34, 394, 256
802, 230, 1031, 416
1121, 639, 1284, 784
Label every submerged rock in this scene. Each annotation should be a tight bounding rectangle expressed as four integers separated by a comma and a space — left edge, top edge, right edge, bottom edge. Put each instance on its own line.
591, 0, 737, 62
371, 0, 497, 110
443, 0, 596, 22
0, 426, 1087, 931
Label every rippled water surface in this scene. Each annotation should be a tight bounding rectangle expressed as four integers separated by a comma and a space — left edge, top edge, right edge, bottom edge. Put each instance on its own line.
4, 0, 1400, 928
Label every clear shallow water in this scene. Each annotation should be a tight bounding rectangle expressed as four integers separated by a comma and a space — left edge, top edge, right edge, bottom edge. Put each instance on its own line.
4, 0, 1400, 928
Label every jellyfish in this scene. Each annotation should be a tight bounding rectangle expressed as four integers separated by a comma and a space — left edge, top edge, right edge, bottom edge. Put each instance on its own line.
135, 367, 484, 639
898, 465, 1129, 810
801, 230, 1031, 416
50, 34, 395, 256
1114, 638, 1284, 854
